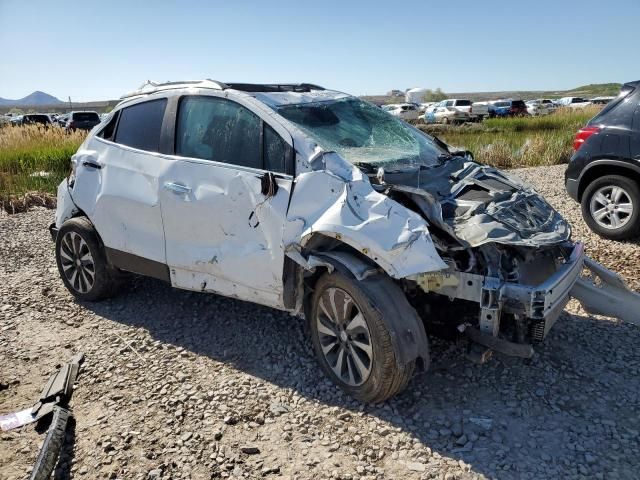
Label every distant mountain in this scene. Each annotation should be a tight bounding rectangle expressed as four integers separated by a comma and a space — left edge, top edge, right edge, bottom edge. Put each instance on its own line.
0, 91, 63, 106
564, 83, 622, 97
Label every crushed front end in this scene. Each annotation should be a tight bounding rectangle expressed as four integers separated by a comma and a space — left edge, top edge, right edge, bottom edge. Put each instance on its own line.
408, 241, 584, 355
361, 156, 640, 358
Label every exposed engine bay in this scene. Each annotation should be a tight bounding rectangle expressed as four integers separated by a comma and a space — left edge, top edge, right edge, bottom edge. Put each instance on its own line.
356, 156, 634, 356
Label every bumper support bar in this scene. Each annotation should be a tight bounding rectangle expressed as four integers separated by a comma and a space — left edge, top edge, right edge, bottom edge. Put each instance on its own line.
571, 257, 640, 326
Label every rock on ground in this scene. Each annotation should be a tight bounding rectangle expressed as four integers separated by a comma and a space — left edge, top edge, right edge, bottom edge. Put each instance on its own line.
0, 164, 639, 479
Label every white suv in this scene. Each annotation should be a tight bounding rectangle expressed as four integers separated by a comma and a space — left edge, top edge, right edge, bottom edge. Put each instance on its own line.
52, 80, 639, 402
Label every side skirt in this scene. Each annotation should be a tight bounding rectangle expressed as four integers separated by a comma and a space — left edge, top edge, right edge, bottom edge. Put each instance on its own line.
105, 248, 170, 283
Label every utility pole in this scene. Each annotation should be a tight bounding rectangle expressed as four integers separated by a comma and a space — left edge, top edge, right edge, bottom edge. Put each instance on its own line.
68, 96, 72, 113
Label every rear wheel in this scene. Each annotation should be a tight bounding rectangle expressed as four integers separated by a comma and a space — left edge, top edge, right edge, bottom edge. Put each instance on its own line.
55, 217, 122, 301
309, 271, 418, 403
581, 175, 640, 240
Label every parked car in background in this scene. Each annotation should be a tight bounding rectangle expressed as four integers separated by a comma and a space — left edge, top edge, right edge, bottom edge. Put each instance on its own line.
383, 103, 419, 121
55, 115, 69, 128
418, 102, 435, 113
488, 100, 528, 117
590, 96, 615, 106
471, 101, 489, 121
427, 100, 470, 124
52, 79, 640, 402
10, 113, 52, 126
66, 111, 101, 131
526, 99, 555, 116
565, 81, 640, 240
557, 97, 591, 109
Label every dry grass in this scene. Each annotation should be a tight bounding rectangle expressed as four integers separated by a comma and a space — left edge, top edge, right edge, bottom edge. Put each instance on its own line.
0, 125, 86, 203
419, 107, 599, 168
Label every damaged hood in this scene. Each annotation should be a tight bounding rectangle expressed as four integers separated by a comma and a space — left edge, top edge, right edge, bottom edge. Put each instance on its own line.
381, 157, 571, 248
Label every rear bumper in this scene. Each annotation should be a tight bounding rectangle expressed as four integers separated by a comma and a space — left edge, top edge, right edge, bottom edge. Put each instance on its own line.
565, 177, 579, 201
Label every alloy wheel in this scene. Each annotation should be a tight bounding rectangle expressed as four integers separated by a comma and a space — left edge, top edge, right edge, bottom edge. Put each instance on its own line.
589, 185, 634, 230
59, 231, 95, 293
315, 287, 373, 386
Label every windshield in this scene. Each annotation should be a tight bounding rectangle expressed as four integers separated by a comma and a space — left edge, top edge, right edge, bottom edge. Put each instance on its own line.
276, 98, 445, 169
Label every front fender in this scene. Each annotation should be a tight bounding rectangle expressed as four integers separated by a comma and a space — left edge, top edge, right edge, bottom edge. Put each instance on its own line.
285, 158, 447, 279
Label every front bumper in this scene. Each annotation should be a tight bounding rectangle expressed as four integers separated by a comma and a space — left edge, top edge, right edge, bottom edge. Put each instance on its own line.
412, 242, 585, 342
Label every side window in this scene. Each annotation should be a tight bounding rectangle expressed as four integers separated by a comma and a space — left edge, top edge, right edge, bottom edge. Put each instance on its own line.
445, 100, 453, 107
176, 96, 261, 169
98, 111, 120, 141
264, 124, 290, 174
114, 99, 167, 152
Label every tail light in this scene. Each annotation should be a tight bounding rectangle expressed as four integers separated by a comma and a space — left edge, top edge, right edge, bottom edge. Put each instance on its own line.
573, 126, 600, 151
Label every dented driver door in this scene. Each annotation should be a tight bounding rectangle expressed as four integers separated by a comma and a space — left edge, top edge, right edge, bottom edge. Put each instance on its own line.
159, 94, 294, 309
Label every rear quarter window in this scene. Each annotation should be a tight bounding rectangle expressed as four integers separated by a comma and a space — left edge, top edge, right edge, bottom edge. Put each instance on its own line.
590, 86, 636, 128
114, 99, 167, 152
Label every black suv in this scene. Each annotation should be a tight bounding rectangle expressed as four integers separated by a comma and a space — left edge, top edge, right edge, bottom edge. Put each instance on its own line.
565, 81, 640, 240
66, 111, 101, 131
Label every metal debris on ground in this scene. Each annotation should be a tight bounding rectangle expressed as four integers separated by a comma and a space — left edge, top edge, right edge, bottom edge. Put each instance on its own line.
0, 353, 84, 480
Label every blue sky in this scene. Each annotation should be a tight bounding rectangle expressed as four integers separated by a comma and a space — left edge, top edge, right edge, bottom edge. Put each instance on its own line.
0, 0, 637, 101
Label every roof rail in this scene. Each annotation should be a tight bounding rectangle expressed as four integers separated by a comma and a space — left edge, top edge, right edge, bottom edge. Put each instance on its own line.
120, 79, 228, 99
225, 83, 325, 93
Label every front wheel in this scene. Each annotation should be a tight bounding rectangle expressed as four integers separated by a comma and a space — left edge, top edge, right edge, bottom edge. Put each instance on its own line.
309, 271, 418, 403
581, 175, 640, 240
55, 217, 122, 301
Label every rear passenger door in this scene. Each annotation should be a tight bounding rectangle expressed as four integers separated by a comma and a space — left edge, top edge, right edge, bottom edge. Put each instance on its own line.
72, 98, 171, 278
159, 95, 295, 309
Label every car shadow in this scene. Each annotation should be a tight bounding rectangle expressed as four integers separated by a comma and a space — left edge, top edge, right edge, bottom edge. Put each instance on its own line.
82, 275, 639, 479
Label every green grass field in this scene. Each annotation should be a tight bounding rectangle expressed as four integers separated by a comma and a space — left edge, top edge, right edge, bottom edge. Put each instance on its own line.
419, 107, 598, 169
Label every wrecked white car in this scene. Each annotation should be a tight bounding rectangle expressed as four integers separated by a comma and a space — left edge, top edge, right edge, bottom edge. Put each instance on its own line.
51, 80, 640, 403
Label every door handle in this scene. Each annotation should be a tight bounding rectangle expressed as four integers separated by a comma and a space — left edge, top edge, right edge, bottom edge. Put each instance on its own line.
163, 182, 192, 195
82, 160, 102, 169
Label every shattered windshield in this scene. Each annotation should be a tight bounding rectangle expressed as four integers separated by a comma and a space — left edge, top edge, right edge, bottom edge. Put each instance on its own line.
276, 98, 445, 170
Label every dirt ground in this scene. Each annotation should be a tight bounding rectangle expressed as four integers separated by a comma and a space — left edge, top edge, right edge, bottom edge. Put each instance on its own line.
1, 165, 639, 480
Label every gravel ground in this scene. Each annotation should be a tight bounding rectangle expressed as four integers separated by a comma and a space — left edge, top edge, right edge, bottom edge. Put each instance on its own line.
0, 164, 638, 480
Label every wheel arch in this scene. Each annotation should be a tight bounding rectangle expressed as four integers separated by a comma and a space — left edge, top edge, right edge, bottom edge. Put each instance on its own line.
295, 235, 430, 371
577, 160, 640, 201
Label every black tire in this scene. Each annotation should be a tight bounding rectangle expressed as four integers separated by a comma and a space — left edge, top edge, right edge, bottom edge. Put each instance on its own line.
309, 271, 420, 403
55, 217, 121, 301
581, 175, 640, 240
30, 406, 70, 480
441, 116, 449, 125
